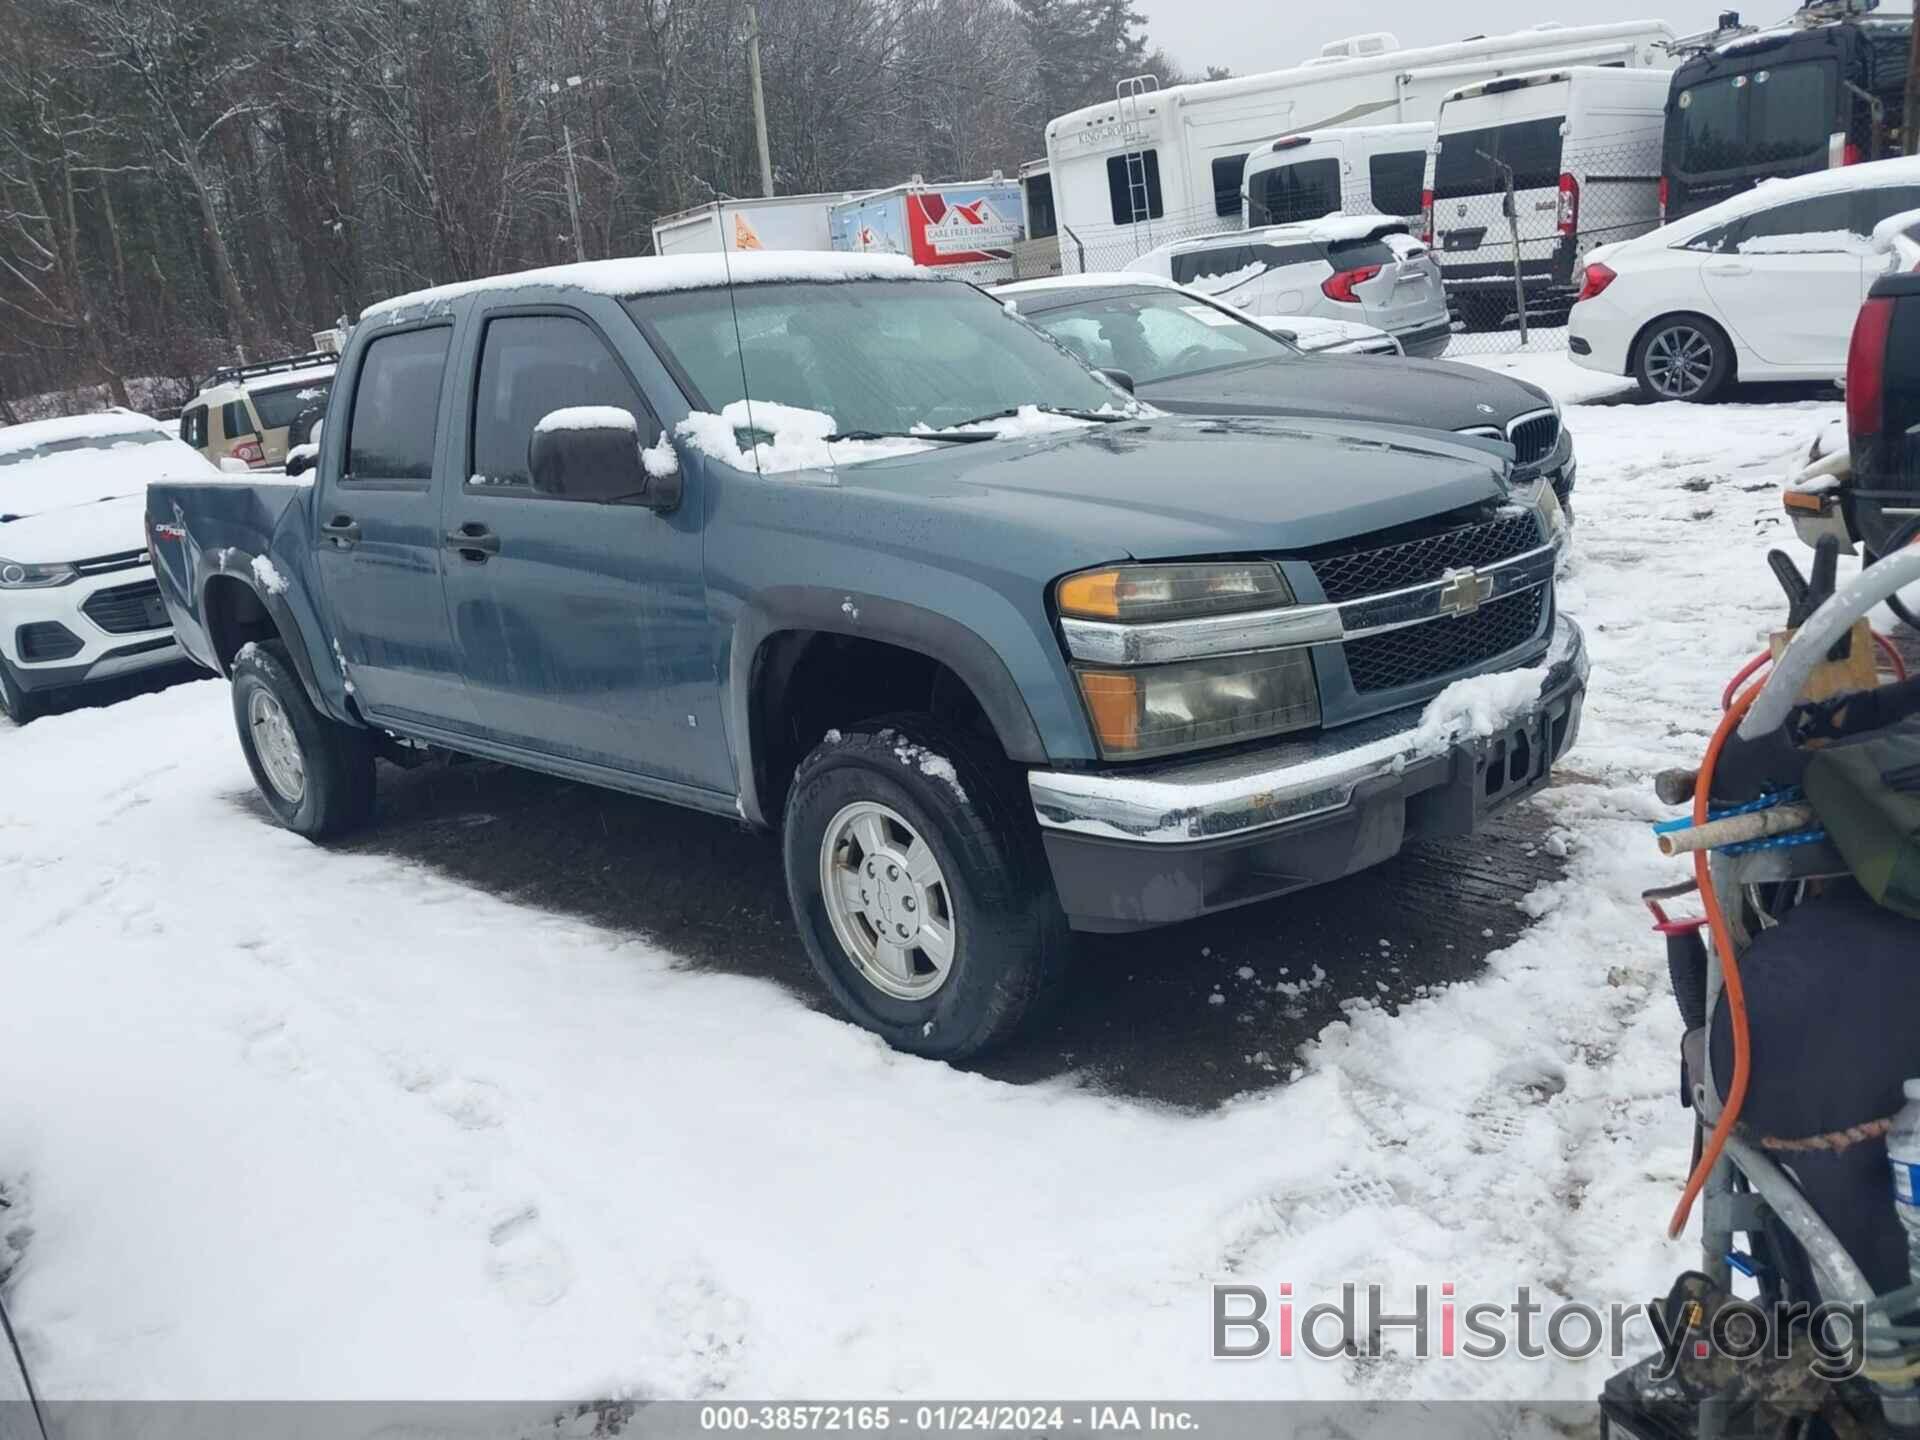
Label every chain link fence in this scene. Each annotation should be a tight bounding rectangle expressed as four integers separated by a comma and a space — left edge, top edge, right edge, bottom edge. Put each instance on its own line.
1026, 141, 1665, 361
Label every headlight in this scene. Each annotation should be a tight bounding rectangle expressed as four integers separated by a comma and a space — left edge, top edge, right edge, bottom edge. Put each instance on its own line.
1076, 650, 1322, 760
0, 559, 77, 589
1532, 482, 1569, 547
1057, 562, 1292, 622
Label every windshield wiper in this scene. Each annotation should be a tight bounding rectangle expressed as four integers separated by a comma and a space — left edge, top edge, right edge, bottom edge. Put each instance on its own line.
946, 404, 1130, 429
825, 428, 997, 444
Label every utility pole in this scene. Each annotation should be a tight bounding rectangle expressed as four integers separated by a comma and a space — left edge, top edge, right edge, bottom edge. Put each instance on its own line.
746, 1, 775, 196
550, 76, 588, 262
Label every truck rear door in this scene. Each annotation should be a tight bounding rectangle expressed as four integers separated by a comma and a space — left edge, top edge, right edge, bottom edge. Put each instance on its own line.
313, 321, 483, 731
1433, 95, 1569, 293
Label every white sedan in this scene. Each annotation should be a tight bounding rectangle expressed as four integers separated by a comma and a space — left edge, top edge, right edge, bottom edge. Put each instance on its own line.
1568, 155, 1920, 402
0, 410, 219, 723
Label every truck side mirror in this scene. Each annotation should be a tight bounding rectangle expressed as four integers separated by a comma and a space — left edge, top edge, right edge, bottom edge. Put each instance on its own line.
528, 407, 677, 511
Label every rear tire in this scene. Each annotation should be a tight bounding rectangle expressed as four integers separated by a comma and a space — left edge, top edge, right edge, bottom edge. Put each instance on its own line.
0, 660, 42, 726
231, 640, 375, 839
1634, 315, 1733, 403
781, 713, 1069, 1060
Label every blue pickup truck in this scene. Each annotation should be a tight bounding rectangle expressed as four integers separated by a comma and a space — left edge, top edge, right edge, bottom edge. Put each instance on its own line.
147, 252, 1586, 1058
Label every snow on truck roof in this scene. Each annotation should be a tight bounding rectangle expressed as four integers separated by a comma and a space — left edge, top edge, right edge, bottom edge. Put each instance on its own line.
0, 409, 164, 460
361, 252, 926, 323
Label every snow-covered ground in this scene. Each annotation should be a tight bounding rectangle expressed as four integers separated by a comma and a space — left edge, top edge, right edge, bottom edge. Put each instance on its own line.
0, 368, 1860, 1412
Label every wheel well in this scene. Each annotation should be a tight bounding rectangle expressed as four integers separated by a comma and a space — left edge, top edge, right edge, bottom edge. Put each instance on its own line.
203, 574, 278, 674
1631, 311, 1736, 382
750, 631, 998, 820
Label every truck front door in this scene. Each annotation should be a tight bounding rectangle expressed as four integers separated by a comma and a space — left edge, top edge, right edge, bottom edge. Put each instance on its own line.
440, 306, 733, 796
313, 322, 483, 731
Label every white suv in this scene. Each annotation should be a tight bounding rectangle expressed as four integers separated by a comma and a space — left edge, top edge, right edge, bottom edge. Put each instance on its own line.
0, 411, 219, 723
1122, 217, 1453, 357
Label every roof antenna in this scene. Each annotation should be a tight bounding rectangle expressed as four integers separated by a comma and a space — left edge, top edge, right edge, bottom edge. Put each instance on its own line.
716, 228, 764, 477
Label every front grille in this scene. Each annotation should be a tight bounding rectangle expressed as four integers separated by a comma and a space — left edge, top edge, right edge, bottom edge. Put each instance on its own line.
1509, 412, 1559, 468
1308, 511, 1542, 604
81, 579, 168, 634
16, 621, 83, 662
1344, 588, 1545, 693
73, 547, 150, 578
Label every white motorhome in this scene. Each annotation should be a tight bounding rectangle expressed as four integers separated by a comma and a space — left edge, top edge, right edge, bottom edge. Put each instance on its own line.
1242, 122, 1435, 228
1043, 21, 1676, 272
651, 193, 852, 257
1425, 65, 1672, 328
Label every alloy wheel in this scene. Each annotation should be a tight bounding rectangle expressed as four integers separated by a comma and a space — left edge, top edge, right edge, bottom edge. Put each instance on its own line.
1644, 324, 1716, 400
818, 800, 957, 1001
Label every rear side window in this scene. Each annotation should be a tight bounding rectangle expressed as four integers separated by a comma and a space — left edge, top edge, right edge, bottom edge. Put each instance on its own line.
1729, 193, 1858, 253
1432, 117, 1565, 199
346, 327, 451, 481
221, 399, 252, 439
1369, 150, 1427, 216
1210, 153, 1249, 217
469, 314, 656, 491
1855, 185, 1920, 234
179, 406, 207, 449
1248, 159, 1339, 225
1106, 150, 1164, 225
1169, 241, 1319, 287
249, 380, 331, 430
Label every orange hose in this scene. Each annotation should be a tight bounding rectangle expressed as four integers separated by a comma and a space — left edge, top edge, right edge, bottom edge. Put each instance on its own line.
1721, 631, 1906, 713
1668, 680, 1761, 1240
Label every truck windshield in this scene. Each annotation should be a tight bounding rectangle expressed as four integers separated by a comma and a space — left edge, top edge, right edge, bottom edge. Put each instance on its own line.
626, 278, 1128, 437
1671, 60, 1837, 175
1432, 117, 1566, 199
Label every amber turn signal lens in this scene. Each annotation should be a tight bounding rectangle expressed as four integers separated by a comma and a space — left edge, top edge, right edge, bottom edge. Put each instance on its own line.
1077, 670, 1141, 753
1057, 569, 1122, 619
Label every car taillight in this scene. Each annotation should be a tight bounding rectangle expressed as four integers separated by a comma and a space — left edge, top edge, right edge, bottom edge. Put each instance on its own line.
1577, 262, 1616, 303
1556, 173, 1579, 235
1657, 175, 1669, 221
1846, 295, 1894, 441
1420, 188, 1434, 246
1321, 264, 1382, 303
232, 440, 265, 465
1843, 142, 1864, 167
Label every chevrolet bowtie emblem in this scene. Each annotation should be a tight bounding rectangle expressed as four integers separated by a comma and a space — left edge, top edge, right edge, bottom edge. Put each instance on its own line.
1436, 567, 1495, 618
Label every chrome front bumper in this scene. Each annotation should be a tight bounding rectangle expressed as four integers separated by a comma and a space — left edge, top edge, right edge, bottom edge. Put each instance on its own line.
1029, 614, 1588, 847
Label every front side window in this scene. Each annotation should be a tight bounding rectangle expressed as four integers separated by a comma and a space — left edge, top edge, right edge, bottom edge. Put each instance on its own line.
1248, 158, 1340, 225
221, 399, 253, 439
1106, 150, 1164, 225
1211, 152, 1250, 217
1027, 291, 1297, 385
1432, 117, 1566, 199
1369, 150, 1428, 217
470, 315, 655, 490
346, 327, 451, 481
627, 279, 1124, 440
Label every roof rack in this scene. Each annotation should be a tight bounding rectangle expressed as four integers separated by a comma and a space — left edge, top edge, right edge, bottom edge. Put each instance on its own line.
198, 349, 338, 394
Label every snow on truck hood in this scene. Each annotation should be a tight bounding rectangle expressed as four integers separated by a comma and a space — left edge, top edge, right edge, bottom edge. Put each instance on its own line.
0, 492, 150, 564
362, 252, 925, 322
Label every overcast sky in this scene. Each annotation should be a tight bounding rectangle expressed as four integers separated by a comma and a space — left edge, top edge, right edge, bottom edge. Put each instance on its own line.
1131, 1, 1768, 76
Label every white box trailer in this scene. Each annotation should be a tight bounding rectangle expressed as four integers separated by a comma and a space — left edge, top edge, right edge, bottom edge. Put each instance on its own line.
650, 192, 851, 257
1043, 20, 1677, 272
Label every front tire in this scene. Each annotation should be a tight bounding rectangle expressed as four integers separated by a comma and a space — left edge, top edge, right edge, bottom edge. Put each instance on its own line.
782, 713, 1068, 1060
231, 640, 375, 839
0, 659, 42, 725
1634, 315, 1733, 403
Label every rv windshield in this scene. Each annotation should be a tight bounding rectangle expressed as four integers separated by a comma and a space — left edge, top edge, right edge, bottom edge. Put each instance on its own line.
1671, 61, 1837, 175
626, 278, 1128, 437
1432, 117, 1566, 199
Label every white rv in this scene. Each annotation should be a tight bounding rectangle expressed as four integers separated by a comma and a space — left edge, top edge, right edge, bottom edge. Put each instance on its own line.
650, 193, 851, 257
1043, 21, 1676, 272
1241, 122, 1435, 228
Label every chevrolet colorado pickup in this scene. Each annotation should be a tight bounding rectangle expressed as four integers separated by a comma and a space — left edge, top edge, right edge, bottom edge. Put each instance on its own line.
148, 252, 1586, 1059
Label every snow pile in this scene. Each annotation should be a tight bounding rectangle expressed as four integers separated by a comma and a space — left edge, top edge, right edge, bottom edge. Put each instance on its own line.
1303, 215, 1406, 245
641, 434, 679, 479
1873, 207, 1920, 269
284, 442, 319, 470
533, 406, 635, 435
676, 399, 927, 475
1183, 261, 1265, 296
923, 404, 1103, 441
249, 554, 290, 597
0, 410, 164, 458
885, 731, 969, 803
1408, 665, 1549, 754
363, 252, 924, 323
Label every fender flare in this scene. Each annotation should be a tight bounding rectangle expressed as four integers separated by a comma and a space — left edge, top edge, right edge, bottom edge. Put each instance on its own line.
197, 552, 335, 718
728, 587, 1049, 829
